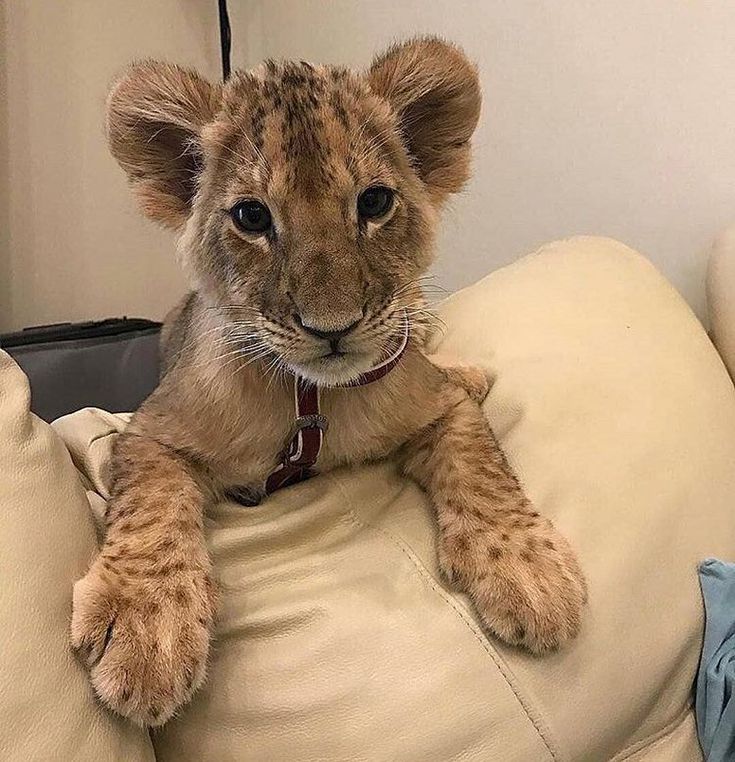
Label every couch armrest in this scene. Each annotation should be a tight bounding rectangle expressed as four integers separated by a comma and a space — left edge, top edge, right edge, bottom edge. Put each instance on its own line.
0, 353, 154, 762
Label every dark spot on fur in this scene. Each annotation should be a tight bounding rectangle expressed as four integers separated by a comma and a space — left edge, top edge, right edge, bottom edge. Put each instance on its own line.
174, 585, 189, 605
112, 504, 131, 520
446, 497, 465, 516
146, 600, 161, 616
147, 560, 186, 577
331, 94, 350, 130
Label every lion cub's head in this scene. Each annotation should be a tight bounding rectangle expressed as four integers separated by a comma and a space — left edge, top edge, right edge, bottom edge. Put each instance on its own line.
107, 37, 480, 385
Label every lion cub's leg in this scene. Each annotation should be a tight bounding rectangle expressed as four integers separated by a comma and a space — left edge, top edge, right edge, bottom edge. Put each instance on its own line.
71, 432, 216, 726
428, 352, 491, 404
401, 392, 587, 653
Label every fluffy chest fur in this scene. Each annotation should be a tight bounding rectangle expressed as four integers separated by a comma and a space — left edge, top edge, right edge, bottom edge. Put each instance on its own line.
134, 316, 452, 493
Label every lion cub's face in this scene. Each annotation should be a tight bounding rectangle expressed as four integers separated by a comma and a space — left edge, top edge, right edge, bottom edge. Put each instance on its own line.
107, 38, 480, 385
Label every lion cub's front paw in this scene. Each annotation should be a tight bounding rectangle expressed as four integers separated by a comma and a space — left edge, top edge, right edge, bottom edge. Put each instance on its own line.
440, 517, 587, 654
71, 560, 215, 726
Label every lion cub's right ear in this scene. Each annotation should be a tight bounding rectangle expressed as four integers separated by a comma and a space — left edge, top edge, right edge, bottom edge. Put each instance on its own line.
106, 61, 222, 229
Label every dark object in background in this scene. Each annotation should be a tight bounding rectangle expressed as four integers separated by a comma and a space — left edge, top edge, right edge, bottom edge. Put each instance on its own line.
1, 318, 162, 422
218, 0, 231, 81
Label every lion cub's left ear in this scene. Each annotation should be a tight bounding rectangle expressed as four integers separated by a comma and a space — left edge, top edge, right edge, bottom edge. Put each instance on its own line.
368, 37, 481, 204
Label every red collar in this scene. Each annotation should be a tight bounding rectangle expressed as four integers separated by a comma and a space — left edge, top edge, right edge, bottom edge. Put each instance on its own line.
265, 317, 410, 494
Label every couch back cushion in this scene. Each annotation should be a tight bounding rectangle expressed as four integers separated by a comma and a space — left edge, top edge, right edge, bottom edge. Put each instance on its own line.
53, 237, 735, 760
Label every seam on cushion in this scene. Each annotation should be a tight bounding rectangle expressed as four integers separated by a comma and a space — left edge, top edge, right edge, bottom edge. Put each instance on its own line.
55, 427, 118, 484
334, 478, 559, 761
86, 429, 120, 447
608, 704, 695, 761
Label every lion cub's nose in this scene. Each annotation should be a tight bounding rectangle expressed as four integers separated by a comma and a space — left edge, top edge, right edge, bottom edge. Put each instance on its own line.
293, 313, 362, 341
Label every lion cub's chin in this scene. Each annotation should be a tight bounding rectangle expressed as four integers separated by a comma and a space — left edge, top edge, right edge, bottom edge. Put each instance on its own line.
286, 350, 380, 387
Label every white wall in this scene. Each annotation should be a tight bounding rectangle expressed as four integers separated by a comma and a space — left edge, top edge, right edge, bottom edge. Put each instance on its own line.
243, 0, 735, 321
3, 1, 733, 329
0, 1, 220, 331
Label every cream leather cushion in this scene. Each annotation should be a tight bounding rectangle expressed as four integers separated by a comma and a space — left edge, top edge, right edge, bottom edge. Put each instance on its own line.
708, 226, 735, 381
4, 236, 735, 760
0, 357, 154, 760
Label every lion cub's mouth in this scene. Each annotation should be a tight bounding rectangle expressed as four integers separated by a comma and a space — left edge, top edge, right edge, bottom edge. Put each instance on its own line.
247, 306, 409, 387
289, 346, 381, 387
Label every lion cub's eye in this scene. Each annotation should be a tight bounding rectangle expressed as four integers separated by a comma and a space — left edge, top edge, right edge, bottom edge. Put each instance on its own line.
357, 186, 394, 220
230, 199, 272, 234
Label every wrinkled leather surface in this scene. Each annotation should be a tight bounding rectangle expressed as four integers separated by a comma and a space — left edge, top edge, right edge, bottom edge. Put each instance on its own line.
5, 236, 735, 760
0, 357, 154, 761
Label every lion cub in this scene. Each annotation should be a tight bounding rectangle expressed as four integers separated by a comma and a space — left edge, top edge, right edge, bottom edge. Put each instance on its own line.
71, 37, 587, 726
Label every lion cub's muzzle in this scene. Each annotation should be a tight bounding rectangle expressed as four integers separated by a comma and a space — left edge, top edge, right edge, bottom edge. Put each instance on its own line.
293, 310, 364, 356
279, 304, 385, 386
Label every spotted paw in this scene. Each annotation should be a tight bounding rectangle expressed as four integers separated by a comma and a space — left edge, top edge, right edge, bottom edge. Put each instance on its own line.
71, 559, 215, 726
440, 515, 587, 653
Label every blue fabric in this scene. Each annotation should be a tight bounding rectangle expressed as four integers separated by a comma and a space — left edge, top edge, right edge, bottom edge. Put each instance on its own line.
697, 558, 735, 761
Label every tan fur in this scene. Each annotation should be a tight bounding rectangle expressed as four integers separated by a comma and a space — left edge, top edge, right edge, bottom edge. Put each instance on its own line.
72, 38, 587, 726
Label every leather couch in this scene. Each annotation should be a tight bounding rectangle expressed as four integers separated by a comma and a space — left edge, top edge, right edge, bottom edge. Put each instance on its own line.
3, 236, 734, 761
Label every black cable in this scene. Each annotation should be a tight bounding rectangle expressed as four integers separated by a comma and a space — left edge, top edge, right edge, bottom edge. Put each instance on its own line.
218, 0, 231, 81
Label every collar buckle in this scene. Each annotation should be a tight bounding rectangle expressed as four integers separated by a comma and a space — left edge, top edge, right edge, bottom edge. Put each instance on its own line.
290, 413, 329, 437
265, 311, 410, 495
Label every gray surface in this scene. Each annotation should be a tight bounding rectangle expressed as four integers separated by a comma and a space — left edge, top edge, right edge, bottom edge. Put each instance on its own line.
6, 329, 160, 422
